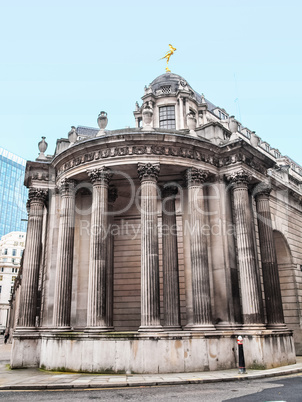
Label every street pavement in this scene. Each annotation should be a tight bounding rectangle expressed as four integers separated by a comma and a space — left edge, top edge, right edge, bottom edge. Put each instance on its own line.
1, 342, 302, 391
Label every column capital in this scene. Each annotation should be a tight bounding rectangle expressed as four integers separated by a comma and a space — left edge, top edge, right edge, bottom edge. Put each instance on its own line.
57, 178, 76, 197
28, 188, 48, 205
253, 182, 272, 199
137, 162, 160, 182
161, 185, 178, 199
87, 167, 112, 186
108, 186, 118, 204
226, 169, 252, 188
184, 167, 209, 187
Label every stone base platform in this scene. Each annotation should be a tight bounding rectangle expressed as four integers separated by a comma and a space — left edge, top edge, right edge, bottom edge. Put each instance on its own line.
11, 330, 296, 373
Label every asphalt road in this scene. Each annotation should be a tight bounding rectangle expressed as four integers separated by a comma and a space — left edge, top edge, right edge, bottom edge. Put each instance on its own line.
0, 373, 301, 401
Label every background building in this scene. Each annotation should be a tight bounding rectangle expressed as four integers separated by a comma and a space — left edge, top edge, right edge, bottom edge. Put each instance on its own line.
11, 73, 302, 373
0, 231, 26, 334
0, 147, 28, 239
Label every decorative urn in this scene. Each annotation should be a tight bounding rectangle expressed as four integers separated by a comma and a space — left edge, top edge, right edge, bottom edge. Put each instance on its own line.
142, 105, 154, 129
96, 111, 108, 136
37, 136, 48, 160
68, 126, 78, 145
187, 113, 197, 134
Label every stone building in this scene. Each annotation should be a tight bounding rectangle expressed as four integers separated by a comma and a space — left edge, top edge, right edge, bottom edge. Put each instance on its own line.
11, 73, 302, 373
0, 231, 25, 334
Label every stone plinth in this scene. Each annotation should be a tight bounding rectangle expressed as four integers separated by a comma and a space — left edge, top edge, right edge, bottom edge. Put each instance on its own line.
11, 330, 296, 373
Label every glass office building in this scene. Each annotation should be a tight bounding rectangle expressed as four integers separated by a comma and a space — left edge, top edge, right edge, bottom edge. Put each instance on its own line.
0, 147, 28, 239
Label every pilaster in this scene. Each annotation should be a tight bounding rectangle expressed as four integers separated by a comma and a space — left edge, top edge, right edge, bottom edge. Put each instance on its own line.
162, 185, 181, 330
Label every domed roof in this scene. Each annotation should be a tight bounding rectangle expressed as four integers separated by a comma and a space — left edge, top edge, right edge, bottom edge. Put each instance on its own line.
149, 73, 202, 103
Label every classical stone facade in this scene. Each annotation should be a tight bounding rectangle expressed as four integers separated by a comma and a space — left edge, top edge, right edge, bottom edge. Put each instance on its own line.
11, 73, 302, 373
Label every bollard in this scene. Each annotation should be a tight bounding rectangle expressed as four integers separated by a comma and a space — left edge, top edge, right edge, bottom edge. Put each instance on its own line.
237, 336, 247, 374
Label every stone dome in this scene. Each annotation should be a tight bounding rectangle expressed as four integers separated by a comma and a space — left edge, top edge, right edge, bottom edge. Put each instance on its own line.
149, 73, 202, 102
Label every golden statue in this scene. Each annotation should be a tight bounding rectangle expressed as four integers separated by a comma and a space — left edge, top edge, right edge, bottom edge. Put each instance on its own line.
160, 44, 176, 72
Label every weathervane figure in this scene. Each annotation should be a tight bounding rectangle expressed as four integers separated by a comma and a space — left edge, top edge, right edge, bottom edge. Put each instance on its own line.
160, 44, 176, 72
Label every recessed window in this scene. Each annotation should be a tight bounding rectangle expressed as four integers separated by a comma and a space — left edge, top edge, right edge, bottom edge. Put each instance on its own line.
159, 106, 176, 129
12, 249, 16, 256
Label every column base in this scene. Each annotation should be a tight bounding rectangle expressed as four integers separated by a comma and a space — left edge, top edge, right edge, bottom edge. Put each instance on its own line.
185, 324, 216, 331
215, 322, 242, 331
266, 323, 288, 331
51, 326, 72, 332
84, 326, 114, 333
138, 325, 163, 332
15, 326, 37, 332
241, 324, 266, 331
163, 325, 183, 331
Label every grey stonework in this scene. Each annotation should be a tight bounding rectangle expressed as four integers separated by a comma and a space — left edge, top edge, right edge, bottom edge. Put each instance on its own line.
11, 72, 302, 372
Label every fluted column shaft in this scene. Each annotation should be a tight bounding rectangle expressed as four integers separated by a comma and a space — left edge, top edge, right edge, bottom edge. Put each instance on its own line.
138, 163, 162, 331
86, 167, 112, 330
228, 171, 264, 327
185, 168, 214, 330
53, 179, 76, 328
255, 187, 285, 327
162, 186, 181, 329
18, 188, 48, 328
106, 186, 118, 328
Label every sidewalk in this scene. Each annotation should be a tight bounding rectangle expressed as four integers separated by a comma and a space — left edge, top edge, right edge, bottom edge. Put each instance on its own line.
1, 344, 302, 390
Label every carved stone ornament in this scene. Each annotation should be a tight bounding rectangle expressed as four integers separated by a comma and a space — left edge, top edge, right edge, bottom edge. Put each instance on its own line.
226, 170, 252, 187
87, 167, 112, 185
137, 163, 160, 182
108, 186, 118, 204
161, 185, 178, 198
57, 178, 76, 197
184, 168, 209, 187
253, 181, 272, 198
28, 188, 48, 204
68, 126, 78, 145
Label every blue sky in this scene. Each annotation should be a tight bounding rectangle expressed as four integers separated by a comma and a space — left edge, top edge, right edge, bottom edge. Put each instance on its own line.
0, 0, 301, 164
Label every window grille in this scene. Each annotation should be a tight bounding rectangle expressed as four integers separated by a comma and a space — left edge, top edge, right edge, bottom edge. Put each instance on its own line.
161, 86, 171, 94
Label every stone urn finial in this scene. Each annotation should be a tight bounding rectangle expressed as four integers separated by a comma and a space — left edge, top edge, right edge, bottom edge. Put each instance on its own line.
187, 113, 197, 135
96, 111, 108, 136
68, 126, 78, 146
228, 116, 238, 133
37, 136, 48, 160
141, 105, 154, 131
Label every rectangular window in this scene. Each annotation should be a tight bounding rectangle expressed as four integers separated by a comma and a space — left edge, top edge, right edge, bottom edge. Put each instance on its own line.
12, 249, 16, 256
0, 286, 2, 293
0, 275, 2, 281
159, 106, 176, 129
12, 276, 16, 281
3, 249, 7, 255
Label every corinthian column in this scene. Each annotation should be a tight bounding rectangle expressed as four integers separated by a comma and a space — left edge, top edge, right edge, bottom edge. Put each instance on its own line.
18, 188, 48, 329
227, 170, 264, 328
185, 168, 215, 330
138, 162, 162, 331
53, 178, 76, 329
162, 186, 181, 330
254, 184, 285, 328
106, 186, 118, 328
86, 167, 112, 331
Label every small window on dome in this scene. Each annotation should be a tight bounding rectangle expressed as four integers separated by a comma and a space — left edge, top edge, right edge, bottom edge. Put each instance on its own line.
161, 86, 171, 94
159, 106, 176, 129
